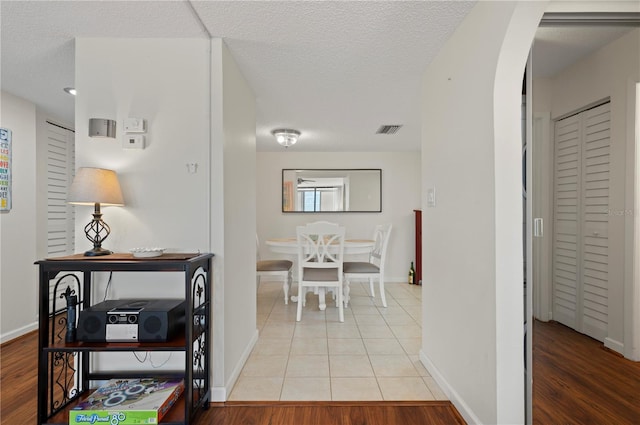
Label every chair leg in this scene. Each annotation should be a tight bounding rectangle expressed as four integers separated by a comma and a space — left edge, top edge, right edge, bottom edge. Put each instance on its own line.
378, 277, 387, 308
338, 285, 344, 322
283, 273, 290, 305
369, 278, 375, 298
296, 284, 303, 321
343, 278, 351, 308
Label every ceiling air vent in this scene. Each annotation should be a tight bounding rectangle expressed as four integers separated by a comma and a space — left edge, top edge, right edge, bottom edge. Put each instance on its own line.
376, 125, 402, 135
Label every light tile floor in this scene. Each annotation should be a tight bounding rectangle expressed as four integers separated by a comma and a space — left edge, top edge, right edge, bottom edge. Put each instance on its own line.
229, 280, 447, 401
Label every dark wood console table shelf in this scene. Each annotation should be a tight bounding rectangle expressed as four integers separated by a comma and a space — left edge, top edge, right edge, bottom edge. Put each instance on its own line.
35, 252, 214, 425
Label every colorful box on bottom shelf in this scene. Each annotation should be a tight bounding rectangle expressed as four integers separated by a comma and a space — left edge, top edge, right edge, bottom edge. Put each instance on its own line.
69, 378, 184, 425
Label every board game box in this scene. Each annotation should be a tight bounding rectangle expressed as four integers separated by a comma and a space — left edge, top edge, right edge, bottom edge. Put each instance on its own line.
69, 378, 184, 425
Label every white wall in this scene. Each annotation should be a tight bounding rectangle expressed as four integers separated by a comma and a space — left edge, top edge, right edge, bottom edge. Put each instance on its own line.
75, 38, 211, 370
256, 151, 421, 282
532, 28, 640, 356
0, 91, 38, 343
75, 38, 211, 254
420, 2, 547, 424
209, 39, 258, 400
75, 37, 257, 400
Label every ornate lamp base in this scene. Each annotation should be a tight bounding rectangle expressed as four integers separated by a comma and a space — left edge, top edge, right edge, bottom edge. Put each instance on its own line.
83, 203, 113, 256
84, 247, 113, 256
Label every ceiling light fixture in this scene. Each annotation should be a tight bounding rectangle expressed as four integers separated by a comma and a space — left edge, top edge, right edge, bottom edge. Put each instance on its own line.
63, 87, 77, 96
272, 129, 300, 148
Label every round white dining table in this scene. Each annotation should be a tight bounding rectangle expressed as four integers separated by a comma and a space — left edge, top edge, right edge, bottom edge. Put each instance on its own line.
265, 237, 374, 255
264, 237, 374, 310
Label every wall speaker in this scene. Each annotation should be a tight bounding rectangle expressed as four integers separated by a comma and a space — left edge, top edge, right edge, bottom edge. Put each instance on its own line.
89, 118, 116, 138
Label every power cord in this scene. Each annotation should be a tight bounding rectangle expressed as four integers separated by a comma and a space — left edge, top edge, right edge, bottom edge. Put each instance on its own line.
102, 271, 113, 302
133, 351, 173, 368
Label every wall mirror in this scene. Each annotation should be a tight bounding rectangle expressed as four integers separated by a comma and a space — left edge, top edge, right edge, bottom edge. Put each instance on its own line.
282, 169, 382, 213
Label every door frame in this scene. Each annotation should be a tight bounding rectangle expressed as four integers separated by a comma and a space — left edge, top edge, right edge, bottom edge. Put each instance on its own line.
527, 12, 640, 424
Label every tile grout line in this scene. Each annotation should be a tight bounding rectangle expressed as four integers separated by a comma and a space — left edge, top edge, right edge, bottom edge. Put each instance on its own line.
249, 281, 440, 402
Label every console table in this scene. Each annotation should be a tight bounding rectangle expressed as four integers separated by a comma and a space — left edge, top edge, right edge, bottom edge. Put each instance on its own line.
35, 252, 213, 425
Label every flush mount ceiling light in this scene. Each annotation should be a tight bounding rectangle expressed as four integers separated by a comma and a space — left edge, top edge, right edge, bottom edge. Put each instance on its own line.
272, 129, 300, 148
63, 87, 77, 96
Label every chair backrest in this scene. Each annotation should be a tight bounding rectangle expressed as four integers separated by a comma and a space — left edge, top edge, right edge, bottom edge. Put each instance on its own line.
296, 221, 345, 278
370, 224, 392, 268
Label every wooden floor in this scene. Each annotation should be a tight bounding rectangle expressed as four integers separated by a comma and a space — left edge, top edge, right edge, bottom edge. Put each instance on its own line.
532, 319, 640, 424
3, 320, 639, 424
201, 401, 465, 425
0, 330, 463, 425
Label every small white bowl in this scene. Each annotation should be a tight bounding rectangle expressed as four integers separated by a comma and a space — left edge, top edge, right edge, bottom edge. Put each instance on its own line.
130, 247, 165, 258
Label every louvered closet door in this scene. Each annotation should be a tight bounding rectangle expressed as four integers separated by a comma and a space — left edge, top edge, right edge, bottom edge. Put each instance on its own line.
46, 122, 75, 312
552, 113, 581, 330
580, 103, 610, 340
46, 122, 75, 256
552, 102, 610, 342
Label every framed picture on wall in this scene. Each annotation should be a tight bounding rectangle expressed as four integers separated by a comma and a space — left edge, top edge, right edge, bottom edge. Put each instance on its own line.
0, 127, 11, 212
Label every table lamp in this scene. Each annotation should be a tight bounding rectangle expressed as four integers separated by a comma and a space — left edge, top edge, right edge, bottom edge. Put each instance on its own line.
68, 167, 124, 256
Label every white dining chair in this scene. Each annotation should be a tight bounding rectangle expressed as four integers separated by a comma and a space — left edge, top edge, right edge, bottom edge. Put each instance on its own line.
256, 235, 293, 304
296, 221, 346, 322
343, 223, 392, 307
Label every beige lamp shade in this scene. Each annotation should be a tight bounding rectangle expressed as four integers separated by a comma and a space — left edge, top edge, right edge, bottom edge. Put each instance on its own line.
68, 167, 124, 206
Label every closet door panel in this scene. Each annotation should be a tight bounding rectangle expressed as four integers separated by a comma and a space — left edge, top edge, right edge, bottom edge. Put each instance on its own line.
552, 102, 610, 342
580, 103, 610, 340
552, 114, 581, 329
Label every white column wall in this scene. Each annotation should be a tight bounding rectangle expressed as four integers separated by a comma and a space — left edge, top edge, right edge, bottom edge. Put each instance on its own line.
75, 38, 210, 254
0, 91, 38, 343
75, 38, 210, 371
76, 37, 258, 399
209, 39, 258, 399
420, 2, 547, 424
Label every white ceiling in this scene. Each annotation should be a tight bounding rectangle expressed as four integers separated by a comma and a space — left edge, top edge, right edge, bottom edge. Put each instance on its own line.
0, 1, 635, 152
532, 25, 635, 78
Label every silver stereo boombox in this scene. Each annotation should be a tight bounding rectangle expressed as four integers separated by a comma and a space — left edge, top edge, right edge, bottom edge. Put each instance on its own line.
106, 305, 144, 341
77, 299, 186, 342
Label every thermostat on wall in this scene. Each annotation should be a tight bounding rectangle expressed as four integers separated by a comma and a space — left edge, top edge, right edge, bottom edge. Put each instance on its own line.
123, 134, 145, 149
124, 118, 146, 133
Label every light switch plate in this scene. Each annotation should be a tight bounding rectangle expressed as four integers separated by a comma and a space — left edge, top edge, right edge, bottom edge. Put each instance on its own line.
123, 118, 146, 133
427, 187, 436, 207
123, 134, 145, 149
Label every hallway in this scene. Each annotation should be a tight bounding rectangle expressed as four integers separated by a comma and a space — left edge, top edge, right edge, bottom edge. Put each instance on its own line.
229, 281, 445, 401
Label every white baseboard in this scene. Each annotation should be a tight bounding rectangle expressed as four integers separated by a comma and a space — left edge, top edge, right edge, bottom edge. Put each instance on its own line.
211, 386, 227, 402
0, 321, 38, 344
532, 312, 552, 322
604, 337, 624, 355
211, 328, 259, 402
419, 350, 482, 425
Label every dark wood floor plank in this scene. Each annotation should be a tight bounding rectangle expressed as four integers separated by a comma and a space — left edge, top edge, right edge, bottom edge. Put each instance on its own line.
203, 403, 465, 425
8, 319, 637, 425
532, 320, 640, 425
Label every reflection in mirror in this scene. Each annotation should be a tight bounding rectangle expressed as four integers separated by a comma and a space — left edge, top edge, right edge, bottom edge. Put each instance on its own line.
282, 169, 382, 213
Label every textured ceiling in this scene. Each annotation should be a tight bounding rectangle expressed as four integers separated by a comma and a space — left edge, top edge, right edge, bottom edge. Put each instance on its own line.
532, 25, 636, 78
0, 1, 634, 152
192, 0, 477, 151
0, 1, 476, 152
